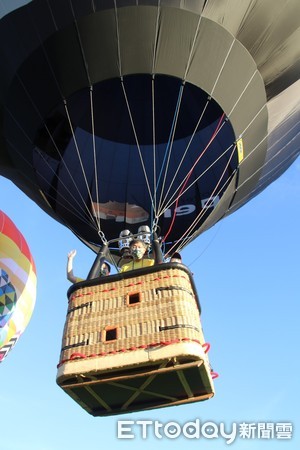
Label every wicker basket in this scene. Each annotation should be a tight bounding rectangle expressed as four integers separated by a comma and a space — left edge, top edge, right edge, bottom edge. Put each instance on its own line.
57, 263, 215, 416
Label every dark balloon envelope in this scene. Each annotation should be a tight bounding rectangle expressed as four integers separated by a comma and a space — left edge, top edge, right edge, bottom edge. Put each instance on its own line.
0, 0, 299, 253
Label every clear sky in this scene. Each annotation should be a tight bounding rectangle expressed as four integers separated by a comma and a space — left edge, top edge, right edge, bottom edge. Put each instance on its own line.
1, 160, 299, 450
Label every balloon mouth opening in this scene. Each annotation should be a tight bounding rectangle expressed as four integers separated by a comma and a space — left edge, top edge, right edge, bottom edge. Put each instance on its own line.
35, 74, 235, 153
33, 74, 238, 248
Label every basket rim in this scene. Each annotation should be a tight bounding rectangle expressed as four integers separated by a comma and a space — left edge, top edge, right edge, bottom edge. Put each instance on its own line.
67, 262, 201, 313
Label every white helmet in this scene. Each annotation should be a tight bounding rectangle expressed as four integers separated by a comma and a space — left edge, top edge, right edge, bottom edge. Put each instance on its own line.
137, 225, 151, 246
118, 229, 133, 252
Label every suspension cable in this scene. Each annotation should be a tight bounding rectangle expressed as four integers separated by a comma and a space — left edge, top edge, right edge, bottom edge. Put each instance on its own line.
63, 100, 102, 228
68, 1, 103, 232
3, 2, 296, 256
165, 145, 237, 256
231, 123, 300, 212
120, 80, 156, 209
4, 82, 97, 228
69, 0, 91, 87
156, 82, 185, 214
180, 122, 299, 251
6, 134, 98, 229
151, 75, 157, 225
167, 112, 299, 253
156, 12, 203, 217
162, 113, 225, 242
161, 141, 233, 217
158, 49, 265, 250
114, 1, 156, 215
4, 2, 101, 231
114, 0, 123, 77
151, 1, 161, 222
89, 86, 101, 230
157, 36, 236, 221
158, 97, 211, 214
181, 173, 234, 249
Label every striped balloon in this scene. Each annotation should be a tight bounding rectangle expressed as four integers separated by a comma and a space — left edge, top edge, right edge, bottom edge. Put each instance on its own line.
0, 211, 36, 362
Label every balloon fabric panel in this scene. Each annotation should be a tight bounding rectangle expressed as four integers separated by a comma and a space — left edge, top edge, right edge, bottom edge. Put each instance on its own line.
0, 210, 36, 363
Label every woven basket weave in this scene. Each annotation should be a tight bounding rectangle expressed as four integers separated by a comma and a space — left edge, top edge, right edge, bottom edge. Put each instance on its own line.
56, 264, 215, 416
59, 266, 205, 364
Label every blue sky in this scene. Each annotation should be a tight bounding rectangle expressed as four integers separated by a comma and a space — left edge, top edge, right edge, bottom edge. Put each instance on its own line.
1, 159, 299, 450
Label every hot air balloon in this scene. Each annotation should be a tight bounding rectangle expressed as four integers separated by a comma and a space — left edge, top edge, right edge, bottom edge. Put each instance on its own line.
0, 210, 37, 363
0, 0, 299, 415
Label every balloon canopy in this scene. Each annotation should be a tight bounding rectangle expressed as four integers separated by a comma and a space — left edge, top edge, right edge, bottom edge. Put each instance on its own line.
0, 210, 36, 362
0, 0, 299, 254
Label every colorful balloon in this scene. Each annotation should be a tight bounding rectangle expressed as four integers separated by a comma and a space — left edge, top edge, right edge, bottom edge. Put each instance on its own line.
0, 210, 37, 362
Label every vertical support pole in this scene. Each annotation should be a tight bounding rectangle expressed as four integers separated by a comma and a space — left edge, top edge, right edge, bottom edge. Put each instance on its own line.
87, 243, 109, 279
152, 231, 163, 264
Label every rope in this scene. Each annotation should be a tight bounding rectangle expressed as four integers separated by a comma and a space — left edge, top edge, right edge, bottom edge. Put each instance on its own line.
159, 41, 266, 251
5, 103, 98, 229
161, 141, 234, 215
68, 2, 104, 233
231, 126, 300, 212
2, 3, 103, 234
163, 113, 225, 243
156, 36, 236, 239
31, 156, 103, 229
120, 79, 155, 211
69, 0, 91, 86
4, 3, 296, 258
57, 338, 213, 368
151, 75, 157, 225
186, 221, 223, 268
151, 0, 161, 223
45, 0, 59, 31
156, 83, 185, 214
159, 97, 211, 213
156, 13, 203, 217
89, 86, 101, 231
151, 1, 161, 75
113, 0, 123, 77
228, 70, 259, 118
183, 14, 203, 81
166, 145, 237, 256
64, 100, 102, 229
114, 1, 156, 215
211, 38, 235, 97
